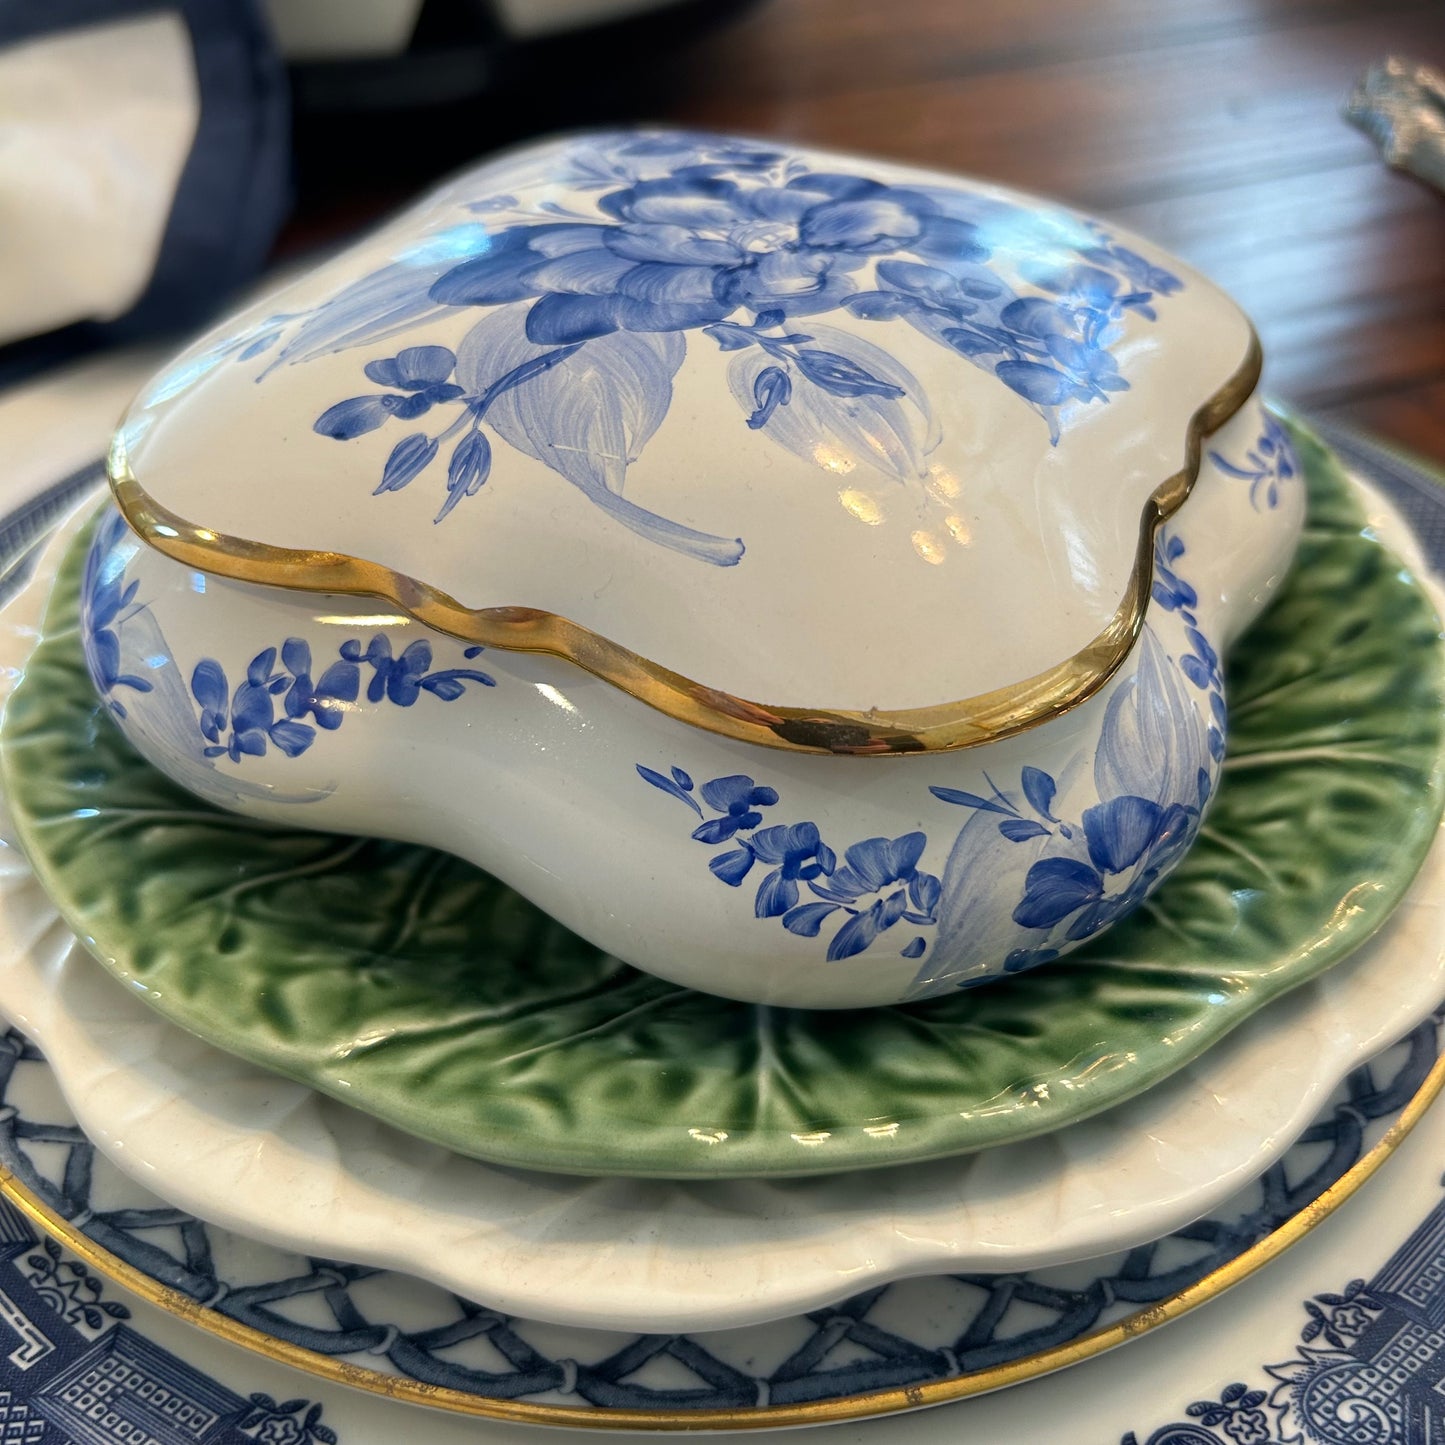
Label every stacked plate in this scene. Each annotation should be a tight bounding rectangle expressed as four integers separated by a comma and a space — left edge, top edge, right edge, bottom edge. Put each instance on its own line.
0, 399, 1442, 1433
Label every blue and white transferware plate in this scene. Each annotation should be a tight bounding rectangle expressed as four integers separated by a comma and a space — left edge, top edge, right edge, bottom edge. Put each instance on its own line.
95, 128, 1309, 1007
0, 1016, 1437, 1433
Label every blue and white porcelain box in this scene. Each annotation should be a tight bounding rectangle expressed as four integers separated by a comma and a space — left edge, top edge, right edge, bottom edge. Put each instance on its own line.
87, 129, 1302, 1007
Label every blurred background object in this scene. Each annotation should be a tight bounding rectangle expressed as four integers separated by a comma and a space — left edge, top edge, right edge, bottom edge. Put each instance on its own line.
1346, 55, 1445, 194
0, 0, 1441, 464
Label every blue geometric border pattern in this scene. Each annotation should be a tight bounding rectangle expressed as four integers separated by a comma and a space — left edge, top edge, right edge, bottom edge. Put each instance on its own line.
0, 1020, 1437, 1416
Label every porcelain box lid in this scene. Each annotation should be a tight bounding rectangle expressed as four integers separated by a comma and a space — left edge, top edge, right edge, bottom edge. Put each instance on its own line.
109, 129, 1259, 754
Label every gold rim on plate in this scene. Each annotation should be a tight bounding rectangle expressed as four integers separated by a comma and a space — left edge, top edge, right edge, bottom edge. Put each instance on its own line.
108, 336, 1261, 757
0, 1035, 1438, 1433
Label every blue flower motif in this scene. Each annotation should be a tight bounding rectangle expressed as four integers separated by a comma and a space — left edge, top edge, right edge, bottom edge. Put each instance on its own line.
191, 648, 315, 763
279, 638, 359, 730
338, 634, 495, 705
428, 171, 985, 342
1151, 531, 1198, 615
1209, 413, 1298, 511
639, 764, 939, 962
1011, 795, 1196, 941
281, 135, 1185, 554
314, 345, 464, 440
690, 774, 780, 844
189, 634, 494, 765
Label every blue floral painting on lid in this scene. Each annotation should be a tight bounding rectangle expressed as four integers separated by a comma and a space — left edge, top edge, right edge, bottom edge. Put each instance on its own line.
237, 132, 1184, 565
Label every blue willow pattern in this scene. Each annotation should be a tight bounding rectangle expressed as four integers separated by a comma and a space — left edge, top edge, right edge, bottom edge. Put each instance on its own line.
231, 131, 1183, 563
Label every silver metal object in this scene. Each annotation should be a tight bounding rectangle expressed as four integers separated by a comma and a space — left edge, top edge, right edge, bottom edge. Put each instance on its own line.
1345, 56, 1445, 194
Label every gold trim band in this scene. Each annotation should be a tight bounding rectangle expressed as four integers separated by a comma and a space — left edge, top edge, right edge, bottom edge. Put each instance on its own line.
1, 1025, 1435, 1432
109, 334, 1261, 757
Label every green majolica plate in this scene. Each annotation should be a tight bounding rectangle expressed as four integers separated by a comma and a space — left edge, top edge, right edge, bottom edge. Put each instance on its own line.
3, 423, 1444, 1178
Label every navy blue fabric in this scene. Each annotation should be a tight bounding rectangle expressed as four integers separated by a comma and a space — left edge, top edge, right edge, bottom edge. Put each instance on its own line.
0, 0, 290, 371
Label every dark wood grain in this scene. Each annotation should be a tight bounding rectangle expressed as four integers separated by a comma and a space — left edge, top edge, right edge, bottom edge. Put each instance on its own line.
659, 0, 1445, 463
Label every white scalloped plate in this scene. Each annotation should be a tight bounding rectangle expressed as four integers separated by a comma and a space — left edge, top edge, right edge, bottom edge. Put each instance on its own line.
0, 473, 1442, 1333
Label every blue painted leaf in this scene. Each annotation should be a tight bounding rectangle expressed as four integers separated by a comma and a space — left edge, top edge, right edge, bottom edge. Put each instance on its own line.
1208, 449, 1261, 481
1012, 857, 1103, 930
376, 434, 438, 495
728, 324, 937, 482
901, 936, 926, 958
315, 396, 396, 440
268, 720, 316, 758
1020, 765, 1058, 820
704, 322, 757, 351
236, 330, 282, 362
636, 764, 703, 815
270, 255, 467, 370
709, 848, 754, 886
782, 902, 837, 937
437, 430, 492, 522
996, 360, 1072, 406
928, 785, 1014, 816
942, 327, 1001, 358
999, 818, 1050, 842
670, 767, 693, 791
792, 348, 904, 400
841, 290, 916, 322
456, 305, 742, 566
754, 869, 798, 917
827, 901, 882, 961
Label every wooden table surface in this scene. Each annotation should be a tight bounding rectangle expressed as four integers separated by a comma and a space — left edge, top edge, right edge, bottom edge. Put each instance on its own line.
648, 0, 1445, 465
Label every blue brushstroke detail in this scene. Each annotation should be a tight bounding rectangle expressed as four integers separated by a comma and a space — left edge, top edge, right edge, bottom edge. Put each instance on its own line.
234, 132, 1181, 564
1209, 412, 1299, 511
638, 765, 940, 962
190, 634, 494, 764
81, 509, 154, 720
